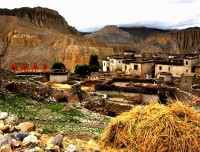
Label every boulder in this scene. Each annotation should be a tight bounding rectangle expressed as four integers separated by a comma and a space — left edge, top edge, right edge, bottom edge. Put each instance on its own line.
0, 144, 12, 152
12, 140, 21, 148
17, 122, 35, 132
0, 134, 12, 148
22, 135, 39, 147
93, 147, 100, 152
50, 90, 68, 102
51, 134, 64, 147
16, 132, 29, 141
0, 125, 10, 132
5, 115, 19, 125
65, 144, 79, 152
0, 112, 8, 120
46, 144, 60, 152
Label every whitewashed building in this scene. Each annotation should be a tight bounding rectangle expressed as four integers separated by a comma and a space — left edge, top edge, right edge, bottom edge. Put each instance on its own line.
102, 58, 110, 72
155, 54, 200, 78
122, 59, 154, 78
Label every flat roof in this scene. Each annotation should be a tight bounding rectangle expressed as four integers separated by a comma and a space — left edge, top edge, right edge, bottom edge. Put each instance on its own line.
122, 59, 154, 64
155, 60, 183, 66
182, 73, 196, 77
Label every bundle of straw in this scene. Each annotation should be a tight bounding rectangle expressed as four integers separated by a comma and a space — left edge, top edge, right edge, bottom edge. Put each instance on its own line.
100, 102, 200, 152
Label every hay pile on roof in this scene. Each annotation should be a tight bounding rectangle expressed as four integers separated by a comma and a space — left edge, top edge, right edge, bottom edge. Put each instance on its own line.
99, 102, 200, 152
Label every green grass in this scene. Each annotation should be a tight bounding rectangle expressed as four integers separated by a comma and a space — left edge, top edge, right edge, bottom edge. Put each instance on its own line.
0, 95, 84, 123
36, 123, 104, 134
0, 95, 108, 134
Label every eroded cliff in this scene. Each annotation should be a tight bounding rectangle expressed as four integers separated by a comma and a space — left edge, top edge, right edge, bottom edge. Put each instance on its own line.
0, 8, 116, 71
134, 27, 200, 53
0, 7, 80, 36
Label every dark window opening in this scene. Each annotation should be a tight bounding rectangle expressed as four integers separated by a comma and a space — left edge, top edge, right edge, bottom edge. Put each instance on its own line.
186, 61, 188, 65
168, 67, 170, 71
159, 66, 162, 70
134, 65, 138, 70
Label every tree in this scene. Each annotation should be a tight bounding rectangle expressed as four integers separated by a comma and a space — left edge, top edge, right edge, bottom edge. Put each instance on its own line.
89, 55, 100, 67
74, 64, 89, 77
90, 65, 99, 72
51, 62, 66, 72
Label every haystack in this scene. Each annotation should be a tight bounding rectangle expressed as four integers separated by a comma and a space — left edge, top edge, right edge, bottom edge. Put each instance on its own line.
99, 102, 200, 152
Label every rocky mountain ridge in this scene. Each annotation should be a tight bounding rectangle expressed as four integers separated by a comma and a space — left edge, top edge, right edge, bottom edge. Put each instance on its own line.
0, 7, 80, 36
0, 7, 121, 70
86, 25, 200, 54
85, 25, 137, 44
134, 27, 200, 53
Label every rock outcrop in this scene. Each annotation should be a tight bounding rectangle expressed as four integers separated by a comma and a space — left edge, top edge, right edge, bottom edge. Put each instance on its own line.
0, 7, 80, 36
86, 26, 200, 54
0, 7, 117, 71
134, 27, 200, 54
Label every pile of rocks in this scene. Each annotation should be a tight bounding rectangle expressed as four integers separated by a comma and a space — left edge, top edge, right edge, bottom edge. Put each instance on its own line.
0, 112, 100, 152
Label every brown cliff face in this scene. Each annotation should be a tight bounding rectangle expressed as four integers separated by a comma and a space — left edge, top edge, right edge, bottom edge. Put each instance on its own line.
134, 27, 200, 54
0, 9, 116, 71
0, 7, 81, 36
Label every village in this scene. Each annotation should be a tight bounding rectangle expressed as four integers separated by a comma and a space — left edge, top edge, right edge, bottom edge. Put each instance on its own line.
99, 50, 200, 91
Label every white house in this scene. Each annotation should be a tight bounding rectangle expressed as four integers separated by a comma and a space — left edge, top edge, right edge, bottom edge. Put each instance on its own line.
122, 59, 154, 78
102, 58, 110, 72
109, 55, 124, 72
155, 54, 200, 78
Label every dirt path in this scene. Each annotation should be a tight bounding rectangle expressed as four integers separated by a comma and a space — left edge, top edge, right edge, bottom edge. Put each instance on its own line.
19, 118, 106, 128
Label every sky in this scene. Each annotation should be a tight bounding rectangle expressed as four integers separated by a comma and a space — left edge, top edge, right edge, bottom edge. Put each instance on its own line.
1, 0, 200, 32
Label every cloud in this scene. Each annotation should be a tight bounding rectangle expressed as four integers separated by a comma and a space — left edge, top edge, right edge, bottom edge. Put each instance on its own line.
172, 0, 197, 3
117, 14, 200, 30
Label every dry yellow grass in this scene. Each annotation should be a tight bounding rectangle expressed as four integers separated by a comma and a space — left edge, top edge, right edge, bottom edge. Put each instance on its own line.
99, 102, 200, 152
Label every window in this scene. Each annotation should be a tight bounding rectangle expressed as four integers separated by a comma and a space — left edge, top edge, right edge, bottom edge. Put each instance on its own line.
111, 59, 114, 64
134, 65, 138, 70
104, 63, 105, 66
125, 66, 127, 70
159, 66, 162, 70
119, 61, 121, 63
168, 67, 170, 71
186, 69, 188, 72
185, 61, 188, 65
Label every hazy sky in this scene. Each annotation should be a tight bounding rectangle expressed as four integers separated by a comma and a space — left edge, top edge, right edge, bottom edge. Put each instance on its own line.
1, 0, 200, 31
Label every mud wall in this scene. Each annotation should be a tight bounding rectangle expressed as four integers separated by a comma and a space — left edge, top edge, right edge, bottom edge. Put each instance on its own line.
99, 91, 158, 104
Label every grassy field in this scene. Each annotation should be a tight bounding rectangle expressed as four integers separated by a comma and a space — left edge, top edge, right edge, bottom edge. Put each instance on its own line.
0, 95, 106, 134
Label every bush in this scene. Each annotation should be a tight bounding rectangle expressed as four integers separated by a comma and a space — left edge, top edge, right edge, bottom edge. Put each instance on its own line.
89, 54, 99, 67
90, 65, 100, 72
74, 64, 89, 77
52, 62, 66, 70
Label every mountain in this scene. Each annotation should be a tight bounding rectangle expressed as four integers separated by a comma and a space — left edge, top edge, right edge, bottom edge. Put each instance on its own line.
0, 7, 117, 71
0, 7, 80, 36
85, 25, 200, 54
119, 27, 169, 40
134, 27, 200, 54
85, 25, 138, 44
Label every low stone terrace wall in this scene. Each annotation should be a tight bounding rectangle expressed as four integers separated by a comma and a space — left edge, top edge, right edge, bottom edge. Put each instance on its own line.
95, 84, 159, 95
105, 78, 156, 85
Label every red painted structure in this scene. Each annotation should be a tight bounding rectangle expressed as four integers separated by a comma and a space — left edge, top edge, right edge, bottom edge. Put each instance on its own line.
10, 62, 18, 73
21, 62, 28, 72
42, 62, 47, 72
32, 62, 38, 72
